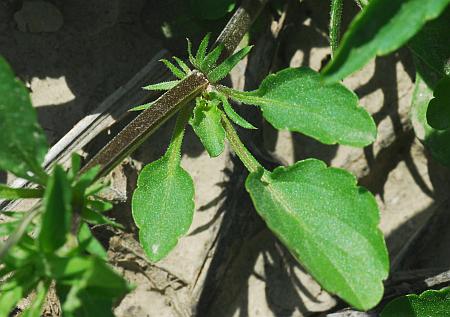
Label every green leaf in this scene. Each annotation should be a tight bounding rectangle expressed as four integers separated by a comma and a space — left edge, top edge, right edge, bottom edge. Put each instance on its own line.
160, 59, 185, 80
173, 57, 190, 74
409, 8, 450, 78
68, 153, 82, 182
195, 33, 211, 67
132, 107, 195, 262
217, 92, 256, 129
245, 159, 389, 310
208, 46, 252, 83
0, 220, 20, 237
187, 38, 196, 66
142, 80, 180, 91
0, 56, 48, 182
21, 280, 50, 317
190, 98, 226, 157
77, 223, 107, 260
81, 207, 123, 229
132, 155, 195, 262
224, 67, 376, 147
427, 76, 450, 130
55, 256, 131, 317
189, 0, 236, 20
409, 10, 450, 166
129, 101, 155, 112
322, 0, 450, 82
0, 268, 37, 317
0, 184, 43, 200
200, 44, 225, 73
381, 287, 450, 317
39, 165, 72, 253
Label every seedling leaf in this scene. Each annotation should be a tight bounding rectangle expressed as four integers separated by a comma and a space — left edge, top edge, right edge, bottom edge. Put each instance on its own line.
39, 165, 72, 253
200, 43, 225, 73
217, 92, 256, 129
246, 159, 389, 310
190, 98, 226, 157
224, 67, 376, 147
195, 33, 211, 66
322, 0, 450, 82
0, 184, 44, 200
208, 46, 252, 83
160, 59, 185, 79
381, 287, 450, 317
0, 56, 48, 182
143, 80, 180, 91
132, 107, 195, 262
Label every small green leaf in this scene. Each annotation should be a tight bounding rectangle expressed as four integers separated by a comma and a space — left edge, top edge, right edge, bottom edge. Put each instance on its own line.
0, 184, 43, 200
173, 57, 190, 74
189, 0, 236, 20
0, 56, 48, 182
143, 80, 180, 91
39, 165, 72, 253
55, 256, 131, 317
224, 67, 376, 147
190, 98, 226, 157
21, 280, 50, 317
81, 207, 123, 229
187, 38, 196, 66
195, 33, 211, 66
160, 59, 185, 79
77, 223, 107, 260
381, 287, 450, 317
68, 153, 82, 182
86, 199, 113, 213
427, 76, 450, 130
200, 44, 225, 73
322, 0, 450, 82
0, 220, 20, 237
132, 107, 195, 262
208, 46, 252, 83
246, 159, 389, 310
0, 268, 37, 316
218, 92, 256, 129
129, 101, 155, 112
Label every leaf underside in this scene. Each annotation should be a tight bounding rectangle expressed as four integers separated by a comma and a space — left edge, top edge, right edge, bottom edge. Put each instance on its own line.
246, 159, 389, 310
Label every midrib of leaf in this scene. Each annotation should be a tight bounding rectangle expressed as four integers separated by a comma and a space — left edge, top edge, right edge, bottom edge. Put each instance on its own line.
259, 176, 380, 306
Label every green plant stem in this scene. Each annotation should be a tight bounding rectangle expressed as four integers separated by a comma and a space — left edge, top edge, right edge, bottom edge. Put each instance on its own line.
329, 0, 343, 57
221, 113, 262, 173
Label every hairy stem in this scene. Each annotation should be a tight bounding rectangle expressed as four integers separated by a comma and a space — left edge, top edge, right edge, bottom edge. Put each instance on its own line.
329, 0, 343, 57
221, 113, 262, 174
167, 103, 193, 166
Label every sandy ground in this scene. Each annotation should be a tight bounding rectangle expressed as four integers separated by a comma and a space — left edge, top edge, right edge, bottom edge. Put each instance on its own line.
1, 0, 450, 316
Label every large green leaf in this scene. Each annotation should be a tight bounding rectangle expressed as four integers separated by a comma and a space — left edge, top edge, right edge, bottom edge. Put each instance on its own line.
39, 165, 72, 253
224, 67, 376, 147
190, 98, 226, 157
322, 0, 450, 82
132, 107, 195, 262
245, 159, 389, 310
0, 56, 48, 182
381, 287, 450, 317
